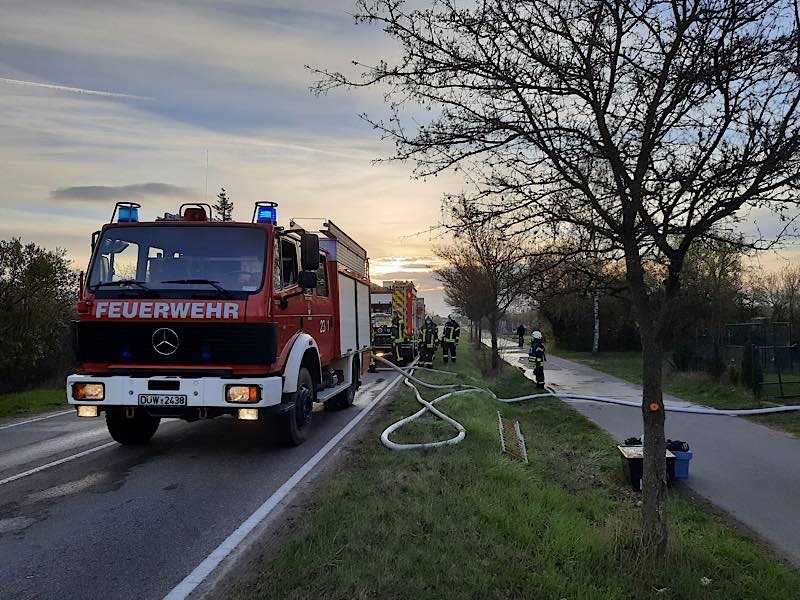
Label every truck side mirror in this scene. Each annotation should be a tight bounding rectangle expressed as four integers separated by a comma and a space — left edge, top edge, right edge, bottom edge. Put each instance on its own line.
298, 270, 318, 290
300, 234, 320, 271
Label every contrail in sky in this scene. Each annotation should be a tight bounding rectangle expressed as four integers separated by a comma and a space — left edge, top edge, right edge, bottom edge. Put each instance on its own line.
0, 77, 150, 100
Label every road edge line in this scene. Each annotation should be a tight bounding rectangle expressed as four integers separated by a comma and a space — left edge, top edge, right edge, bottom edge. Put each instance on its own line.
0, 409, 74, 431
0, 441, 118, 486
163, 371, 405, 600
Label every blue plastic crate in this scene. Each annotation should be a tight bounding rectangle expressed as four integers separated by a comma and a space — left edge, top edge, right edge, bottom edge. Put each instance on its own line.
672, 450, 693, 479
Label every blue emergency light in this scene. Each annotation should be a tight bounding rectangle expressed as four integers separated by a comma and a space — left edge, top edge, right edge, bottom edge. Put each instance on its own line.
114, 202, 140, 223
118, 206, 139, 222
256, 204, 277, 224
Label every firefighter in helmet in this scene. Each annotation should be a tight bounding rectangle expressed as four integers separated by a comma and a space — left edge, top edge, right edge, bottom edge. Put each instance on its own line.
418, 315, 439, 368
390, 311, 406, 363
441, 314, 460, 364
528, 330, 546, 388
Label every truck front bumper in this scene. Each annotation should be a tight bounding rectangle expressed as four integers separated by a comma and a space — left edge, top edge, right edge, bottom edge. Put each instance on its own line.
66, 373, 284, 414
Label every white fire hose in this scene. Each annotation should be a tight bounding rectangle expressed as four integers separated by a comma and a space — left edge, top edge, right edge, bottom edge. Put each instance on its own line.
371, 355, 800, 451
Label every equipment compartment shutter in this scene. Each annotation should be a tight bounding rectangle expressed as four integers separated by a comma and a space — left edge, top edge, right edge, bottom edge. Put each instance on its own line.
338, 272, 357, 354
357, 280, 370, 350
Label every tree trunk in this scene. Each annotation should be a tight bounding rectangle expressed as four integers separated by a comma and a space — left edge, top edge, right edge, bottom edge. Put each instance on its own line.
639, 332, 668, 557
489, 316, 499, 372
592, 293, 600, 353
626, 254, 668, 558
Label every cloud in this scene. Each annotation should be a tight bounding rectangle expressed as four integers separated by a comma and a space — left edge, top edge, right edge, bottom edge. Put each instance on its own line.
51, 182, 195, 202
371, 255, 444, 274
0, 77, 150, 100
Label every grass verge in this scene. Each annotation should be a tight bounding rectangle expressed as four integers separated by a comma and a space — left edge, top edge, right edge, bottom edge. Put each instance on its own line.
0, 389, 67, 420
230, 342, 799, 599
549, 346, 800, 437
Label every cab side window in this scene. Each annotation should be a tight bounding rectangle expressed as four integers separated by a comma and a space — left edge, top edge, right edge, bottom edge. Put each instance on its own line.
272, 239, 283, 292
315, 254, 329, 297
280, 239, 298, 288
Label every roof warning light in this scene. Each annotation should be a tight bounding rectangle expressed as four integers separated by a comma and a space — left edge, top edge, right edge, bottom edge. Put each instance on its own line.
254, 201, 278, 224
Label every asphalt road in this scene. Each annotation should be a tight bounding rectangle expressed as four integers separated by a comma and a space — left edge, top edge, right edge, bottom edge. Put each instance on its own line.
0, 370, 401, 600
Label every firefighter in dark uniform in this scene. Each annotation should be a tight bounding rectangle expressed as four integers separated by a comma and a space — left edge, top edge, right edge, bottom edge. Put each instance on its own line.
528, 330, 546, 388
418, 315, 439, 368
441, 315, 460, 364
516, 324, 526, 348
390, 312, 406, 363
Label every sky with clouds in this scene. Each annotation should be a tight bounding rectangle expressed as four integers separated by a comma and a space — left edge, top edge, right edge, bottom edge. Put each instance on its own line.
0, 0, 455, 314
1, 0, 797, 319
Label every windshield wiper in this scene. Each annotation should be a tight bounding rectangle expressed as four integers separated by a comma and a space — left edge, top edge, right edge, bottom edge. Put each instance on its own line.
93, 279, 151, 291
160, 279, 235, 299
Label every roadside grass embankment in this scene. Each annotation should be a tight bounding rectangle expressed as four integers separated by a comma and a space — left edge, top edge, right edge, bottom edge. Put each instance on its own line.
549, 345, 800, 437
0, 388, 67, 420
231, 341, 800, 599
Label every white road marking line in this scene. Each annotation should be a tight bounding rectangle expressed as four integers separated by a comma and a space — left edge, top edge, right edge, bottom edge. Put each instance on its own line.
0, 442, 117, 487
0, 410, 74, 431
163, 371, 405, 600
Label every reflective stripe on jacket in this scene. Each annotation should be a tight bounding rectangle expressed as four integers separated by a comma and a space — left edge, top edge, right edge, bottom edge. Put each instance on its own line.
419, 326, 438, 346
443, 321, 460, 343
391, 320, 405, 343
529, 340, 546, 362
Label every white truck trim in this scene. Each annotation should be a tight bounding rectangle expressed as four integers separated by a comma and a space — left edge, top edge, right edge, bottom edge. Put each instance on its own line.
281, 333, 320, 394
66, 374, 283, 408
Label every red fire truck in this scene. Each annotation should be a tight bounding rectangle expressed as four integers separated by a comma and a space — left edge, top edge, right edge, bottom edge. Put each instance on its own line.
67, 202, 371, 446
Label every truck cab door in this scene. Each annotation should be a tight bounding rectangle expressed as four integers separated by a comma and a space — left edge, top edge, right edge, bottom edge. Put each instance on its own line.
307, 252, 335, 363
273, 237, 307, 355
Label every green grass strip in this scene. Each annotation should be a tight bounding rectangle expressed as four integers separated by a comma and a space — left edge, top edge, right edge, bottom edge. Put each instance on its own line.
231, 341, 800, 599
0, 388, 67, 420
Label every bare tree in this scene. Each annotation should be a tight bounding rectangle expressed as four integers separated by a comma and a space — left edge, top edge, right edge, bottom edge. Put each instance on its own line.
434, 211, 532, 371
434, 260, 491, 344
752, 263, 800, 340
315, 0, 800, 555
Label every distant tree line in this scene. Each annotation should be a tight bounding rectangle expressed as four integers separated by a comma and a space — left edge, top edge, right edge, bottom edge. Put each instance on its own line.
438, 228, 800, 383
0, 238, 78, 393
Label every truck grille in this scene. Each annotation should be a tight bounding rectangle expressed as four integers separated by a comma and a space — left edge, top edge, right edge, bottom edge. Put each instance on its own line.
73, 321, 278, 366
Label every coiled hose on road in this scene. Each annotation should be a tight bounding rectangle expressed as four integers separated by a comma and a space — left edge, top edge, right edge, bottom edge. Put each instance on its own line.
372, 355, 800, 451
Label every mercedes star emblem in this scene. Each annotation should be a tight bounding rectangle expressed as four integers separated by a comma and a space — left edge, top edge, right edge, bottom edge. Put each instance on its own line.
152, 327, 179, 356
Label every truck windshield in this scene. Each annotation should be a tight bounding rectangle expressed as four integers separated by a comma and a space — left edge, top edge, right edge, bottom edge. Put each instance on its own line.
88, 225, 267, 296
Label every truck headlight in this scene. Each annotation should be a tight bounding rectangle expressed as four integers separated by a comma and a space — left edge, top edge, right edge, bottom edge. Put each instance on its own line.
226, 385, 261, 403
72, 382, 104, 400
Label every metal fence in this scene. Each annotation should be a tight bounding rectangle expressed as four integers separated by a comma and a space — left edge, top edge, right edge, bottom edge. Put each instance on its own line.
725, 321, 790, 347
752, 345, 800, 399
722, 322, 798, 399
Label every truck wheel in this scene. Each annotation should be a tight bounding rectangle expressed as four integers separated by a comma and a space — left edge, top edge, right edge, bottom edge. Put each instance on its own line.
277, 367, 315, 446
106, 408, 160, 445
327, 358, 360, 411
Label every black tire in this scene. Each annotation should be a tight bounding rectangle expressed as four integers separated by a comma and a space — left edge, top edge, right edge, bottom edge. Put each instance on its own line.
327, 358, 360, 411
106, 408, 160, 445
276, 367, 315, 446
